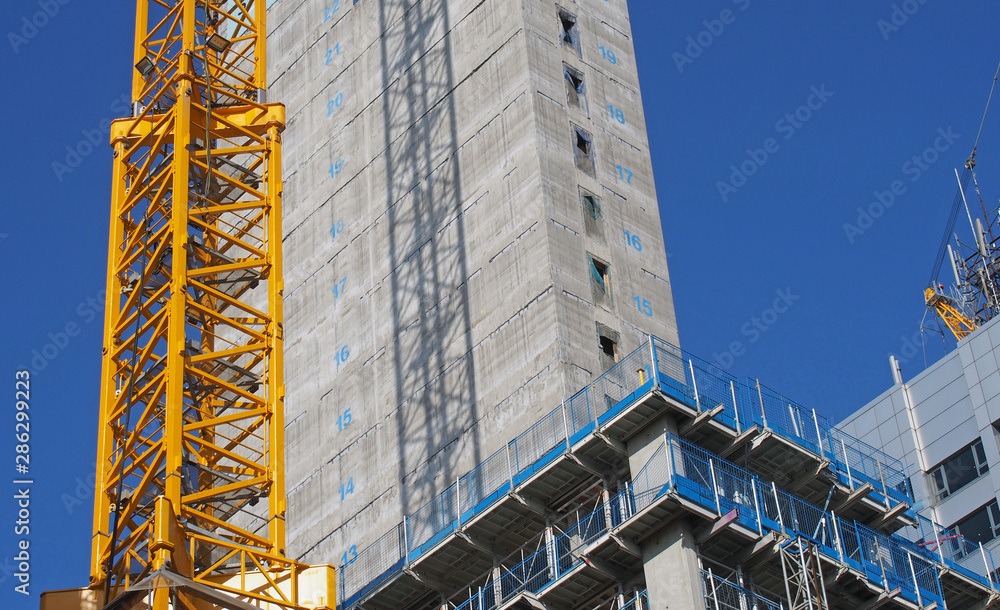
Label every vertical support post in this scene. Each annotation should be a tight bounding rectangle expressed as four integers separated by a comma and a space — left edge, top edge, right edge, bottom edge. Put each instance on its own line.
751, 478, 763, 535
772, 482, 785, 534
404, 517, 411, 558
841, 439, 854, 490
456, 475, 462, 526
831, 511, 844, 563
561, 401, 570, 451
908, 552, 924, 606
506, 444, 514, 491
648, 335, 658, 387
756, 379, 768, 428
932, 519, 945, 564
788, 403, 801, 438
709, 459, 722, 516
545, 526, 557, 581
708, 569, 721, 610
731, 380, 741, 433
812, 408, 824, 455
875, 460, 891, 509
663, 433, 674, 483
689, 359, 701, 412
982, 542, 994, 588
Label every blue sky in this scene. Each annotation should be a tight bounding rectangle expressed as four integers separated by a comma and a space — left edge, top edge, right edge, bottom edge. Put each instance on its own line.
1, 0, 998, 606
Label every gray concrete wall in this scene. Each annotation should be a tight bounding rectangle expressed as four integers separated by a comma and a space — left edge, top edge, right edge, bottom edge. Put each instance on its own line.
267, 0, 680, 579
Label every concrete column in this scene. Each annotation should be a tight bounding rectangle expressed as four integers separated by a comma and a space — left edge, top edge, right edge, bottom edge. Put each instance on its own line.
627, 414, 702, 610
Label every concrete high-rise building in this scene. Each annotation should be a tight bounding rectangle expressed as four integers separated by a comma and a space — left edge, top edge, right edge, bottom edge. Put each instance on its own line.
263, 1, 1000, 609
267, 0, 677, 598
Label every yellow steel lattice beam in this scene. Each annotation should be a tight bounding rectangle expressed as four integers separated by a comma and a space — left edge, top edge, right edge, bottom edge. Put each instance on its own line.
925, 287, 978, 341
84, 2, 332, 609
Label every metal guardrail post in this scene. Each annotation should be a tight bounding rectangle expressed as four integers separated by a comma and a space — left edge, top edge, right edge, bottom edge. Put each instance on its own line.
812, 408, 824, 454
840, 439, 854, 490
456, 476, 462, 526
648, 335, 658, 386
907, 552, 923, 606
932, 520, 945, 564
506, 445, 514, 492
982, 542, 994, 588
831, 511, 844, 563
751, 478, 763, 535
788, 403, 801, 438
756, 379, 767, 428
731, 380, 741, 433
664, 433, 674, 484
875, 460, 891, 509
708, 569, 721, 610
404, 517, 411, 557
772, 482, 785, 534
561, 401, 570, 451
689, 359, 701, 412
709, 458, 722, 516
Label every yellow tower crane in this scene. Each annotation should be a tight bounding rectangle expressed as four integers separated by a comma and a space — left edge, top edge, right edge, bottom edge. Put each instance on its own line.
41, 2, 333, 609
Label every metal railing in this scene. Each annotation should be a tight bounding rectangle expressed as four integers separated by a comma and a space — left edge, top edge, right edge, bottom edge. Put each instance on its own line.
338, 523, 406, 606
701, 569, 783, 610
339, 336, 928, 608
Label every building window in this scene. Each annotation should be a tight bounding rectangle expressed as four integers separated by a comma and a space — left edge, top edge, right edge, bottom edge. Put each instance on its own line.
588, 254, 611, 307
572, 124, 596, 177
581, 188, 603, 240
954, 499, 1000, 547
564, 64, 587, 113
597, 323, 620, 372
558, 8, 580, 55
930, 438, 989, 500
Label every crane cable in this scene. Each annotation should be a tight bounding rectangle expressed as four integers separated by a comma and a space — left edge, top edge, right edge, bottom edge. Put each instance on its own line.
927, 59, 1000, 288
970, 59, 1000, 165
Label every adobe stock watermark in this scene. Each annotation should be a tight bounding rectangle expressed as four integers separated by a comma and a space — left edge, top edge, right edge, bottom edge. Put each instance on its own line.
7, 0, 73, 54
19, 288, 106, 375
60, 463, 98, 516
888, 329, 928, 367
713, 288, 800, 369
672, 0, 752, 73
877, 0, 931, 41
51, 92, 130, 182
843, 127, 960, 243
716, 85, 834, 202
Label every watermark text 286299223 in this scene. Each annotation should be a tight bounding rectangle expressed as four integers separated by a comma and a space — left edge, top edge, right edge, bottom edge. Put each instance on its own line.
13, 371, 32, 596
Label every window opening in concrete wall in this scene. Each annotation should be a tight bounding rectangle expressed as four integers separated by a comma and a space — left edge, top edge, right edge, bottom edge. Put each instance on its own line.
953, 499, 1000, 549
572, 124, 596, 176
558, 9, 580, 54
589, 254, 612, 307
930, 438, 989, 500
564, 64, 587, 113
581, 188, 604, 240
597, 323, 620, 372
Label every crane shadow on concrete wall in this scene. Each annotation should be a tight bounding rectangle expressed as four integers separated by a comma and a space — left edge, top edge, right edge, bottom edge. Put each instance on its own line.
378, 0, 483, 524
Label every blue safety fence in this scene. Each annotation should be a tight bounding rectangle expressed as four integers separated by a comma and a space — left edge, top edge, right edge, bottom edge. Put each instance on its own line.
894, 511, 999, 589
620, 590, 648, 610
443, 433, 970, 610
451, 492, 630, 610
338, 336, 936, 608
659, 435, 947, 608
701, 569, 782, 610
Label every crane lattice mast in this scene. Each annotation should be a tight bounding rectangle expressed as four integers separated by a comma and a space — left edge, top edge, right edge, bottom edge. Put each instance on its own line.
79, 2, 330, 608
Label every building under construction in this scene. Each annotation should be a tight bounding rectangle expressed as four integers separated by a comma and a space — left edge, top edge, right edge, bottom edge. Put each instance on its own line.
266, 0, 1000, 608
37, 0, 1000, 609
